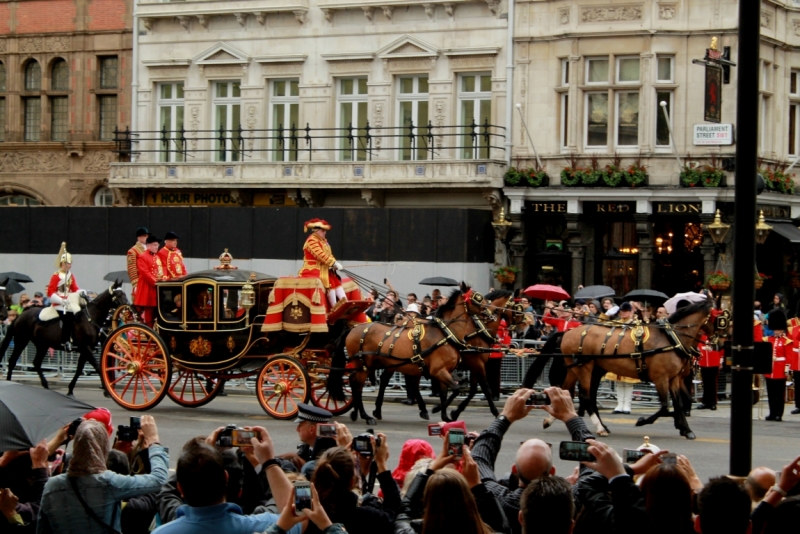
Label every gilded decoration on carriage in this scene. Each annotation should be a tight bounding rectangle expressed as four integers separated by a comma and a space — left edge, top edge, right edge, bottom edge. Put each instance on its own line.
226, 335, 235, 353
189, 335, 212, 357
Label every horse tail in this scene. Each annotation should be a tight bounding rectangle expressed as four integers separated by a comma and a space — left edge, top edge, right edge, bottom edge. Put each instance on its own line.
327, 327, 351, 402
0, 319, 15, 364
522, 332, 564, 388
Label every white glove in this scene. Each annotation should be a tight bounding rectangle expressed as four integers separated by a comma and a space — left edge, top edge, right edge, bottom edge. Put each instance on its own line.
49, 294, 64, 306
607, 305, 619, 316
333, 262, 343, 271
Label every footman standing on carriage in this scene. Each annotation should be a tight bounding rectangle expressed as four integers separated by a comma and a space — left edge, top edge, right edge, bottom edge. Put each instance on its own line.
158, 231, 187, 280
135, 235, 168, 327
763, 308, 791, 422
127, 227, 149, 297
298, 219, 345, 308
47, 242, 81, 350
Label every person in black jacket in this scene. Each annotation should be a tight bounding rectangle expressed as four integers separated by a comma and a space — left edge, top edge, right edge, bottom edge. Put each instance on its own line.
0, 441, 49, 534
309, 439, 400, 534
394, 434, 509, 534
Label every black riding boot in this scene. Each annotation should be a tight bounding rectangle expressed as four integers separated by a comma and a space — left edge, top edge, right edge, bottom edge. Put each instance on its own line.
61, 312, 74, 351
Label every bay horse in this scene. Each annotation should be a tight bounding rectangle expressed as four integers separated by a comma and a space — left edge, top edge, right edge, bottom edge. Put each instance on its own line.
526, 299, 728, 439
329, 283, 481, 425
0, 281, 128, 395
371, 289, 522, 422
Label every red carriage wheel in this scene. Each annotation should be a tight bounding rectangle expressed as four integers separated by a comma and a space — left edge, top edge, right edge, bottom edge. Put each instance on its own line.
311, 374, 353, 415
101, 324, 171, 411
167, 367, 222, 408
257, 356, 310, 420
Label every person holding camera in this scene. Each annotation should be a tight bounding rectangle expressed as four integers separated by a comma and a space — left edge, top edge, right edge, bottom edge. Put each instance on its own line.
37, 414, 168, 534
308, 433, 400, 534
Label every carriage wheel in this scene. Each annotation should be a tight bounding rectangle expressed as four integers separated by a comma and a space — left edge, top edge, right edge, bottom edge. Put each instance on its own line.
257, 356, 310, 420
311, 373, 353, 415
101, 324, 171, 411
167, 367, 222, 408
112, 305, 139, 328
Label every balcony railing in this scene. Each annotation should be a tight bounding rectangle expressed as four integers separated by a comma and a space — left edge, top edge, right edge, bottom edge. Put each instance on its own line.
112, 120, 505, 163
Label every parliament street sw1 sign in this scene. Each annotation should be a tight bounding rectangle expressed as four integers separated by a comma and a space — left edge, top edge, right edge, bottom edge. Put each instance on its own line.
693, 124, 734, 146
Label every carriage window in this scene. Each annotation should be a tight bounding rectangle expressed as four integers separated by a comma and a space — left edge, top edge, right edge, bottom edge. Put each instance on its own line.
219, 287, 246, 321
159, 286, 183, 322
258, 285, 271, 315
188, 285, 214, 321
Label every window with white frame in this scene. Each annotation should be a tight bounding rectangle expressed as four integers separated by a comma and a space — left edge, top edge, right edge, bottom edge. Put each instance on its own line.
337, 78, 368, 162
789, 70, 800, 156
583, 56, 641, 149
94, 187, 114, 206
213, 81, 241, 162
586, 58, 609, 84
459, 73, 492, 159
397, 76, 429, 161
559, 59, 570, 149
271, 79, 299, 162
656, 56, 674, 83
759, 61, 772, 155
158, 82, 185, 162
654, 56, 674, 148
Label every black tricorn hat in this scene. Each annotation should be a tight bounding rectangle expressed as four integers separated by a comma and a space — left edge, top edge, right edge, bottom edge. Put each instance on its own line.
136, 227, 149, 237
768, 308, 787, 331
164, 231, 180, 240
145, 235, 160, 244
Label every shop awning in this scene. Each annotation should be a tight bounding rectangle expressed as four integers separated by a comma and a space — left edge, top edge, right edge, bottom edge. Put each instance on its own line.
770, 223, 800, 243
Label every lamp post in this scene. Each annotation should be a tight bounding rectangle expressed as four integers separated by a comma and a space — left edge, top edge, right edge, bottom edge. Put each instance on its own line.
707, 209, 731, 249
755, 211, 773, 245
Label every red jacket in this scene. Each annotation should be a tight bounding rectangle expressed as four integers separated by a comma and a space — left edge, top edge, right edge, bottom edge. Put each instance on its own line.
544, 315, 581, 333
158, 246, 187, 280
47, 271, 79, 299
764, 334, 792, 379
134, 251, 166, 307
697, 334, 723, 368
490, 320, 511, 359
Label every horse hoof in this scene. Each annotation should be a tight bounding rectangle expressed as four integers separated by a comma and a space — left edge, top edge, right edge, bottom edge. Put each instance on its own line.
420, 411, 430, 421
684, 431, 696, 440
635, 417, 647, 427
350, 410, 358, 422
366, 418, 377, 426
372, 411, 382, 421
432, 405, 441, 414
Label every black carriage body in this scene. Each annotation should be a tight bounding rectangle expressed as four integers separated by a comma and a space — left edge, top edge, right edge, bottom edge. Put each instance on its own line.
155, 270, 279, 371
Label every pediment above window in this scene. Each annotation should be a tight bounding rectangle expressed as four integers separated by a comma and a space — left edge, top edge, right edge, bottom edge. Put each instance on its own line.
194, 43, 250, 66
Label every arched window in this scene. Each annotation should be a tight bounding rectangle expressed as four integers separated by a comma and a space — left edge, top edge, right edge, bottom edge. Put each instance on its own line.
0, 62, 6, 92
25, 61, 41, 91
0, 194, 42, 206
52, 59, 69, 91
94, 187, 114, 206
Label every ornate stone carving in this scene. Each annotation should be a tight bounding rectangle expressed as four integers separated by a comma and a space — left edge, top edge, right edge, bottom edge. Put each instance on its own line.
383, 6, 394, 20
234, 12, 247, 27
256, 12, 267, 25
362, 6, 374, 22
84, 152, 113, 173
177, 16, 191, 30
19, 38, 44, 53
0, 39, 6, 53
246, 106, 257, 151
658, 4, 676, 20
197, 15, 209, 28
580, 5, 643, 23
321, 8, 333, 22
189, 107, 200, 151
434, 100, 445, 148
761, 10, 772, 29
294, 10, 307, 24
203, 65, 248, 78
260, 62, 305, 76
444, 3, 455, 18
0, 152, 70, 173
373, 101, 384, 149
559, 7, 570, 24
423, 4, 434, 21
450, 56, 495, 69
518, 64, 527, 145
486, 0, 501, 16
142, 18, 154, 31
385, 57, 436, 73
794, 19, 800, 37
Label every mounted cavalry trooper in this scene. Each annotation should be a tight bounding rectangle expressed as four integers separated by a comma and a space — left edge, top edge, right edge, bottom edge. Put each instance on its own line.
158, 231, 187, 280
44, 242, 84, 350
298, 218, 345, 308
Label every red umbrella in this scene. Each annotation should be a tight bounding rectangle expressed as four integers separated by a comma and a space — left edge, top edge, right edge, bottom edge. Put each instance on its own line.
523, 284, 570, 302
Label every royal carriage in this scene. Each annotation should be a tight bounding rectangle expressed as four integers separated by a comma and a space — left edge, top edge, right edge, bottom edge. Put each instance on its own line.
100, 252, 370, 420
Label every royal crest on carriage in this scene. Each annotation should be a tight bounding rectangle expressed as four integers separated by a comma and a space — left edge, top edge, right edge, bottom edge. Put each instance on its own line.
189, 335, 212, 357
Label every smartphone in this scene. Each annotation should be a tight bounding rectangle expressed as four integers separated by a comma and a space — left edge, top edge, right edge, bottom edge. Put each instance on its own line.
624, 449, 647, 463
294, 481, 312, 514
130, 417, 141, 429
558, 441, 596, 462
526, 393, 550, 406
231, 430, 258, 447
316, 423, 337, 438
662, 453, 678, 466
428, 423, 442, 436
447, 428, 465, 459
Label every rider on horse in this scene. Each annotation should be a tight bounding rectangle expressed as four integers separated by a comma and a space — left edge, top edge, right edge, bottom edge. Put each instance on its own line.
298, 219, 345, 308
46, 242, 82, 350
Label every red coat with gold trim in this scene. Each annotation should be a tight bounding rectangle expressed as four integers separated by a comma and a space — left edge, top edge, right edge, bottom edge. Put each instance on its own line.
134, 251, 166, 307
698, 333, 723, 368
764, 334, 792, 379
789, 321, 800, 371
47, 271, 79, 300
158, 246, 187, 280
298, 233, 342, 289
127, 242, 146, 293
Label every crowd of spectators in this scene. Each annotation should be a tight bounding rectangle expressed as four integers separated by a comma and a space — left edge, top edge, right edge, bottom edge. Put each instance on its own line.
1, 387, 799, 534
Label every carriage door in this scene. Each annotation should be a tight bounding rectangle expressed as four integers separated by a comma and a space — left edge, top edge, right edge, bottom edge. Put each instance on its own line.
186, 282, 215, 330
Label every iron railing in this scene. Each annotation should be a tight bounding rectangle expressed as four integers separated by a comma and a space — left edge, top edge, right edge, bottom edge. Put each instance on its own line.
112, 120, 505, 163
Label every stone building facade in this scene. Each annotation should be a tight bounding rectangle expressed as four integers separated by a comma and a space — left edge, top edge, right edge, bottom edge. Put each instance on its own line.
109, 0, 509, 209
0, 0, 132, 206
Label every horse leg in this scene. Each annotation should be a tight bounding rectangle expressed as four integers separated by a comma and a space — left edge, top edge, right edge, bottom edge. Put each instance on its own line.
67, 351, 87, 396
543, 366, 579, 430
432, 387, 459, 414
5, 343, 28, 381
450, 375, 479, 421
670, 378, 696, 440
348, 370, 370, 424
32, 345, 50, 389
587, 365, 611, 435
579, 366, 609, 437
372, 370, 393, 421
410, 376, 429, 420
635, 378, 671, 427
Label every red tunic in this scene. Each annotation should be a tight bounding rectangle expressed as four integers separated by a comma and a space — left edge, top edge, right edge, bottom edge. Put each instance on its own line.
134, 251, 166, 307
790, 325, 800, 371
127, 242, 146, 293
298, 234, 342, 289
47, 271, 79, 299
764, 335, 792, 379
543, 316, 581, 332
490, 320, 511, 359
698, 334, 723, 368
158, 246, 187, 280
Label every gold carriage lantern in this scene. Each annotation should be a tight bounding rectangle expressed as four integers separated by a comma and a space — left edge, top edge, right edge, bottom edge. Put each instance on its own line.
707, 209, 731, 245
755, 210, 773, 245
240, 272, 257, 326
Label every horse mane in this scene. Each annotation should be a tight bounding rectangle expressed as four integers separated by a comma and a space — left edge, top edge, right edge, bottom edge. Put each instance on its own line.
667, 299, 713, 324
485, 289, 513, 302
435, 287, 466, 318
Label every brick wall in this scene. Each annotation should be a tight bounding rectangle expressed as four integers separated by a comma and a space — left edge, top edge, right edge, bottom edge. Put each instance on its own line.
0, 5, 11, 34
88, 0, 126, 31
16, 1, 78, 33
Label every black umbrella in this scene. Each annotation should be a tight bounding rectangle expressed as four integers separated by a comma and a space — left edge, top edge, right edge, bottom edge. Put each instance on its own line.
574, 285, 616, 300
104, 270, 131, 283
0, 381, 95, 451
0, 272, 33, 283
419, 276, 459, 287
0, 279, 26, 295
624, 289, 669, 307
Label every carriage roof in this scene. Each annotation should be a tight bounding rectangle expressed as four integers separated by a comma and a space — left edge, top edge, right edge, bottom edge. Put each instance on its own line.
158, 270, 277, 285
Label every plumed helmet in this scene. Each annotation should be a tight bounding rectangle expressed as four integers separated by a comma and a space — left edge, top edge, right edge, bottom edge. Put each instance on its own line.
303, 218, 332, 233
55, 242, 72, 267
